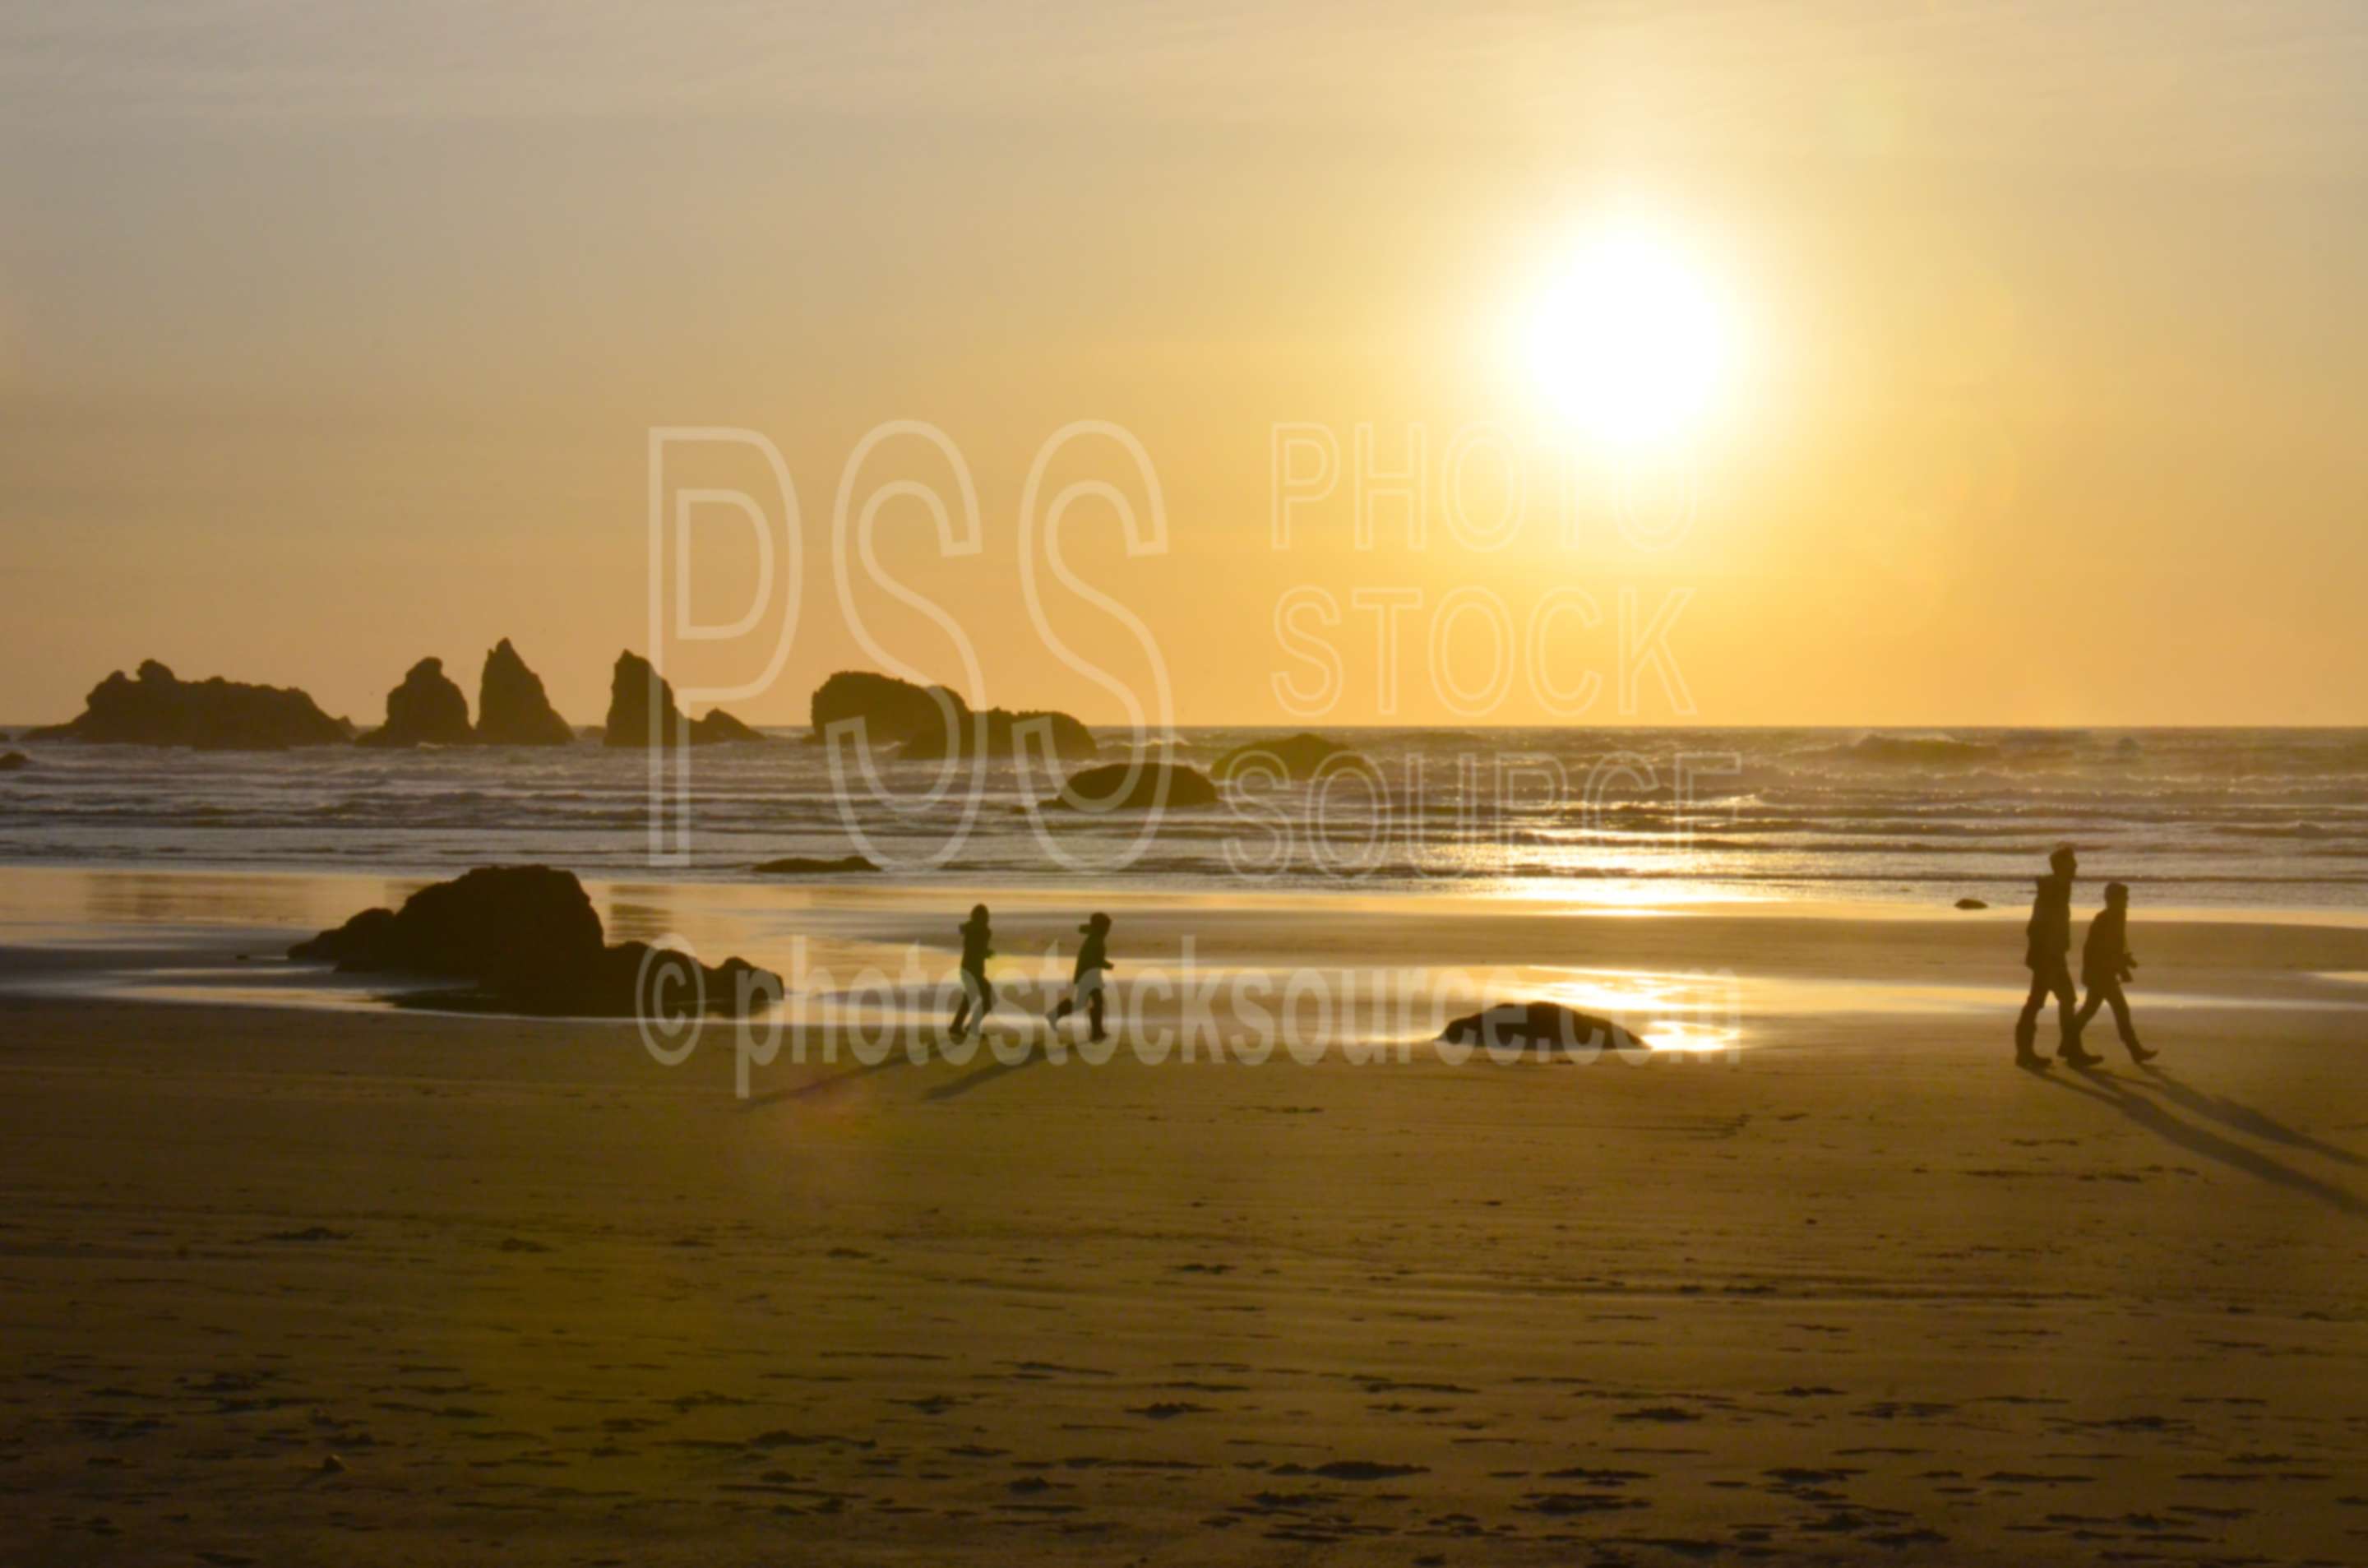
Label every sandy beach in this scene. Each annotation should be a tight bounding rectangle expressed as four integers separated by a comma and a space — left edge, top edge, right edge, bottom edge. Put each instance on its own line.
4, 881, 2364, 1566
13, 2, 2368, 1557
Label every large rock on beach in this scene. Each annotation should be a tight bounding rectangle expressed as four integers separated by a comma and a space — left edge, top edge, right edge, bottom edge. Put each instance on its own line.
288, 864, 777, 1016
27, 660, 350, 750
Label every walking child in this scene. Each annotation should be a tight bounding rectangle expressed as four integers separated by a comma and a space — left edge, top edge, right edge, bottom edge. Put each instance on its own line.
947, 904, 997, 1043
2074, 881, 2155, 1064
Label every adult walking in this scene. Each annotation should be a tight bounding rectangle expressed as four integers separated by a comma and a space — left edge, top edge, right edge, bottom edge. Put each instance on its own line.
2015, 845, 2098, 1069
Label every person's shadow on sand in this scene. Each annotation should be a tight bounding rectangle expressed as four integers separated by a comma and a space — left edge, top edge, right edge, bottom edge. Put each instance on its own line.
739, 1051, 908, 1109
922, 1040, 1043, 1102
2038, 1067, 2365, 1219
2135, 1063, 2365, 1168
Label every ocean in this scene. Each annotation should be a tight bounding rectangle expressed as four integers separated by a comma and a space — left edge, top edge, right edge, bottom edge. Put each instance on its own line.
3, 727, 2364, 911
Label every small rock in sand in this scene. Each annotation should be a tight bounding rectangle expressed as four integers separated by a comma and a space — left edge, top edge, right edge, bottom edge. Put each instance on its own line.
1440, 1001, 1646, 1055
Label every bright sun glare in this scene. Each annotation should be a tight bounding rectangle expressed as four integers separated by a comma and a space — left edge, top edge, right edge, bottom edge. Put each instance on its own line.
1521, 226, 1735, 448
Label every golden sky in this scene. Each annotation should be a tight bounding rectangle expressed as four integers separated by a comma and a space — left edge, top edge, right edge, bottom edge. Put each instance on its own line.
2, 2, 2363, 728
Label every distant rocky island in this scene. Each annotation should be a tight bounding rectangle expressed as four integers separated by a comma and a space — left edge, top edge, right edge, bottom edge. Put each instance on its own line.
358, 659, 475, 748
358, 641, 585, 747
477, 639, 576, 746
24, 642, 770, 752
22, 651, 1214, 774
808, 671, 1097, 762
601, 652, 768, 747
28, 661, 352, 750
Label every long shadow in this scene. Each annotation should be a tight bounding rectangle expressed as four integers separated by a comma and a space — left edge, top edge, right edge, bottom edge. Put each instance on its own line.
923, 1038, 1043, 1103
2037, 1067, 2366, 1219
739, 1050, 909, 1110
2130, 1064, 2365, 1168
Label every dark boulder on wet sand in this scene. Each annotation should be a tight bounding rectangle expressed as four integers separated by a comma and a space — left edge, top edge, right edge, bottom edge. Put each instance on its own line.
1439, 1002, 1648, 1055
28, 660, 351, 750
289, 864, 778, 1017
1954, 897, 1989, 910
1040, 761, 1219, 812
474, 639, 575, 746
358, 658, 475, 747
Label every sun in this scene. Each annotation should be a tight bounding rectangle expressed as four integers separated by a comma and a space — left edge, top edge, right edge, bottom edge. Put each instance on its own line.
1519, 225, 1736, 449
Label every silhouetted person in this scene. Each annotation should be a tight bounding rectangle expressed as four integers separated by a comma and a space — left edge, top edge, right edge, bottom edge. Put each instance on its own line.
947, 904, 997, 1043
2016, 845, 2097, 1068
2074, 881, 2155, 1063
1047, 911, 1113, 1043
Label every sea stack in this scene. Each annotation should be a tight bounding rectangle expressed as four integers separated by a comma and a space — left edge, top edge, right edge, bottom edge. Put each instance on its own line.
1039, 761, 1219, 812
358, 658, 475, 747
26, 660, 350, 750
474, 639, 575, 746
604, 651, 691, 747
687, 708, 768, 744
603, 652, 765, 746
809, 669, 1097, 761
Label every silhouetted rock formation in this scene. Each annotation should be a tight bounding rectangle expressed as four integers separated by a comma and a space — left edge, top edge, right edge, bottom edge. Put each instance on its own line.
474, 639, 574, 746
1439, 1002, 1647, 1054
1214, 731, 1356, 781
0, 751, 28, 771
811, 671, 951, 742
358, 658, 474, 747
1955, 897, 1989, 910
600, 651, 770, 747
289, 864, 778, 1017
27, 660, 350, 750
604, 651, 690, 747
1040, 761, 1219, 812
809, 670, 1096, 761
899, 705, 1098, 761
689, 708, 768, 744
752, 854, 880, 875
